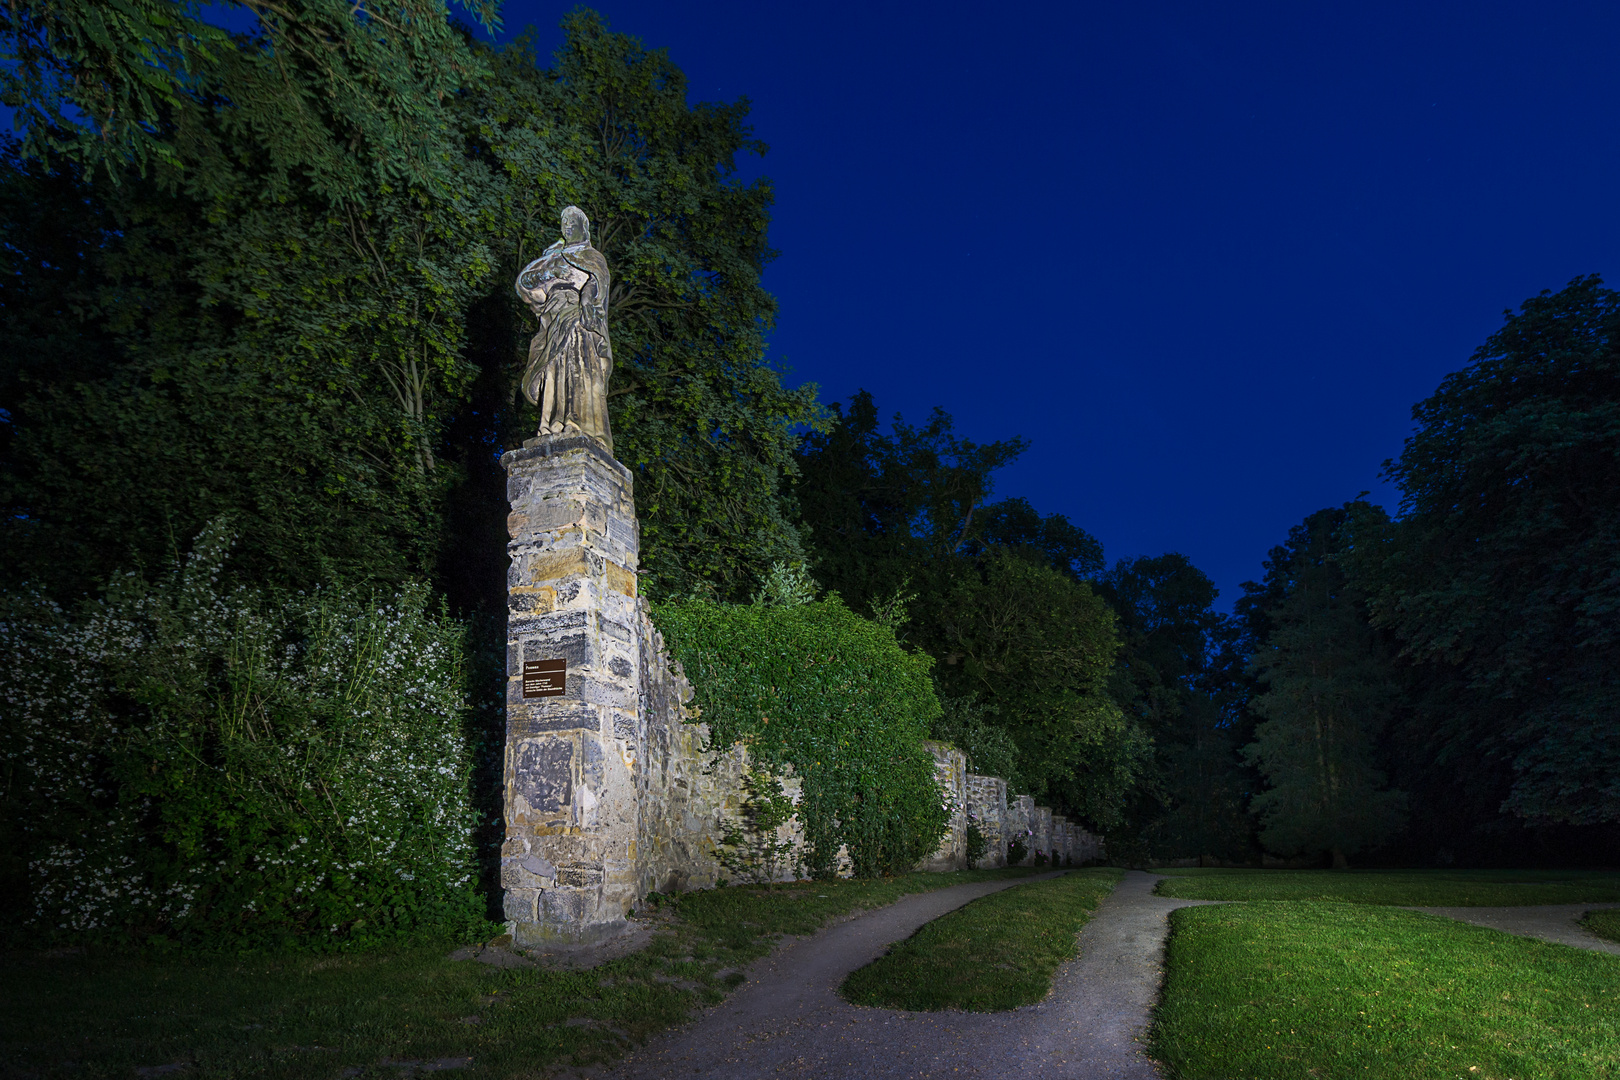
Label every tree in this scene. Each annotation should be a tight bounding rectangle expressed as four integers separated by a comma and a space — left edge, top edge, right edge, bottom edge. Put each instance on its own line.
794, 389, 1030, 612
1, 0, 498, 201
1359, 276, 1620, 827
1096, 554, 1252, 862
1245, 505, 1406, 867
444, 15, 826, 603
795, 392, 1140, 826
2, 12, 823, 607
0, 135, 496, 595
933, 549, 1142, 826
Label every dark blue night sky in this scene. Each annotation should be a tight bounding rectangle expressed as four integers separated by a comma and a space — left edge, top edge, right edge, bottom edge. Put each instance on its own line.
483, 1, 1620, 606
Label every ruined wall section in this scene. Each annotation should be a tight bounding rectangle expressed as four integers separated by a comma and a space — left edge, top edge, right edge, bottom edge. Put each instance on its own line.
917, 743, 968, 872
965, 773, 1007, 868
631, 609, 747, 896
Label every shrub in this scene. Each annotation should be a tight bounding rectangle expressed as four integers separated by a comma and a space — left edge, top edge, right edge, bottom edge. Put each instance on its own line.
0, 526, 486, 947
1008, 838, 1029, 865
655, 596, 948, 878
964, 821, 988, 868
715, 770, 801, 884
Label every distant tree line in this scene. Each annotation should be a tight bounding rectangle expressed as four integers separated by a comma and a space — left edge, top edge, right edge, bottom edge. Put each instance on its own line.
1, 0, 1614, 948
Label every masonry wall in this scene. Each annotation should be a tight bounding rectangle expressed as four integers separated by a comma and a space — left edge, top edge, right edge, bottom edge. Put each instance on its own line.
501, 438, 1102, 945
918, 743, 968, 872
965, 774, 1008, 868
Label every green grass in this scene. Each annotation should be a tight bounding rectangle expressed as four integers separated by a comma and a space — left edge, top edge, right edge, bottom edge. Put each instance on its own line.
1152, 901, 1620, 1080
0, 868, 1036, 1079
840, 867, 1122, 1011
1584, 909, 1620, 945
1153, 868, 1620, 906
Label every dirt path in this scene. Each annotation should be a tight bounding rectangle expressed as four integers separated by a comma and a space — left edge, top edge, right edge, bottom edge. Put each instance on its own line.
573, 870, 1213, 1080
1405, 902, 1620, 955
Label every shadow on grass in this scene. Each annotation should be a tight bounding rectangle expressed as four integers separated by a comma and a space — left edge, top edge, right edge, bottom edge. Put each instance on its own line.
0, 868, 1038, 1079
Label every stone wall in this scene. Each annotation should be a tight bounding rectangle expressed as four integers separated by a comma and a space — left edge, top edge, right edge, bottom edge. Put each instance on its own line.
918, 743, 968, 872
500, 435, 1103, 945
965, 773, 1008, 868
631, 611, 744, 896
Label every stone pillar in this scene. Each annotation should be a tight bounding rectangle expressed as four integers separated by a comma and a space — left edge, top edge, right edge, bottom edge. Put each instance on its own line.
501, 436, 643, 946
1034, 806, 1053, 862
1052, 815, 1069, 866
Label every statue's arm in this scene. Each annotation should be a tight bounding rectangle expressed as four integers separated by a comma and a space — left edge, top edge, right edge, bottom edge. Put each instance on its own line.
570, 251, 612, 341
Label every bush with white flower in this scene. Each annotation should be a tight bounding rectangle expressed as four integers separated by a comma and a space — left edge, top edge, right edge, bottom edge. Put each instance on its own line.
0, 524, 487, 947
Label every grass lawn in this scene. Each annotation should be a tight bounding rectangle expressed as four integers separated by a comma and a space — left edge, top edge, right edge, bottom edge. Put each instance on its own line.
840, 867, 1122, 1011
1585, 910, 1620, 945
1152, 901, 1620, 1080
1153, 868, 1620, 906
1, 867, 1035, 1080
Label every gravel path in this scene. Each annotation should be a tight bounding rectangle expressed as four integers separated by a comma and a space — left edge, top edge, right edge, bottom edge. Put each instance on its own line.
576, 870, 1215, 1080
1404, 902, 1620, 955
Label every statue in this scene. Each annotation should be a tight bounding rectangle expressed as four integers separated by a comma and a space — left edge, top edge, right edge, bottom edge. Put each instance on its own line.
516, 206, 614, 452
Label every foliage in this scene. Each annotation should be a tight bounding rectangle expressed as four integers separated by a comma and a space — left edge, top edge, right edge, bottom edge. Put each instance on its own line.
840, 869, 1120, 1012
2, 11, 823, 610
1007, 837, 1029, 866
796, 392, 1142, 830
714, 771, 801, 885
934, 550, 1143, 824
0, 525, 486, 947
654, 596, 948, 878
1, 0, 498, 201
1244, 504, 1407, 865
0, 868, 1033, 1080
929, 691, 1019, 788
1153, 901, 1620, 1080
1096, 554, 1253, 862
749, 561, 818, 608
1358, 275, 1620, 827
795, 389, 1033, 609
453, 14, 827, 601
963, 821, 988, 868
0, 119, 498, 597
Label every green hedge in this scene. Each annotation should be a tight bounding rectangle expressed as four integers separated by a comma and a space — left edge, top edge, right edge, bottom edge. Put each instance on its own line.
655, 597, 948, 878
0, 526, 487, 948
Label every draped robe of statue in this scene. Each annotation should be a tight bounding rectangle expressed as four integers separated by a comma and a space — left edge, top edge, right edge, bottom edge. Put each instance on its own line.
516, 207, 614, 452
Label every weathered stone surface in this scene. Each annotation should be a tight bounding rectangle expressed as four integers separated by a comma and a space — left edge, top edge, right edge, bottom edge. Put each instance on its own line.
501, 435, 1094, 943
516, 207, 615, 451
966, 773, 1008, 868
918, 743, 969, 872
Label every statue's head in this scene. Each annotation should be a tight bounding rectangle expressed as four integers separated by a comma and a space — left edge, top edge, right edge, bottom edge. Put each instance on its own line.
561, 205, 590, 245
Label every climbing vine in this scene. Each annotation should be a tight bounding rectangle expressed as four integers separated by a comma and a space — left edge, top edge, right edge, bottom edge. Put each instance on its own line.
654, 597, 948, 878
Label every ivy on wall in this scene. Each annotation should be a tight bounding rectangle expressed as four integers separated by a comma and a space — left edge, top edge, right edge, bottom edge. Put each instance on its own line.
654, 597, 948, 878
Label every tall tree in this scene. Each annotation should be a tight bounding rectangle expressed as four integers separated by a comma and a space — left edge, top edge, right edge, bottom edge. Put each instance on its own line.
1245, 505, 1406, 868
1359, 276, 1620, 828
796, 392, 1139, 826
1, 0, 498, 201
1097, 554, 1252, 862
794, 389, 1030, 612
445, 15, 826, 604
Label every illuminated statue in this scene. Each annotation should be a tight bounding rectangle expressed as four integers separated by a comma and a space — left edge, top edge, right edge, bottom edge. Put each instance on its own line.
516, 206, 613, 452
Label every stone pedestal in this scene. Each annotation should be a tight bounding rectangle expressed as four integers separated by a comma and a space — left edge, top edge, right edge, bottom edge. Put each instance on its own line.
500, 436, 642, 945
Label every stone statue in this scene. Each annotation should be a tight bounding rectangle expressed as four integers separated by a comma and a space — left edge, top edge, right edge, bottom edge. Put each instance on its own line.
516, 206, 614, 452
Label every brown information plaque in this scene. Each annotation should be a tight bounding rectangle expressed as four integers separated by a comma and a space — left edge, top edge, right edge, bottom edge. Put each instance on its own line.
522, 658, 566, 698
